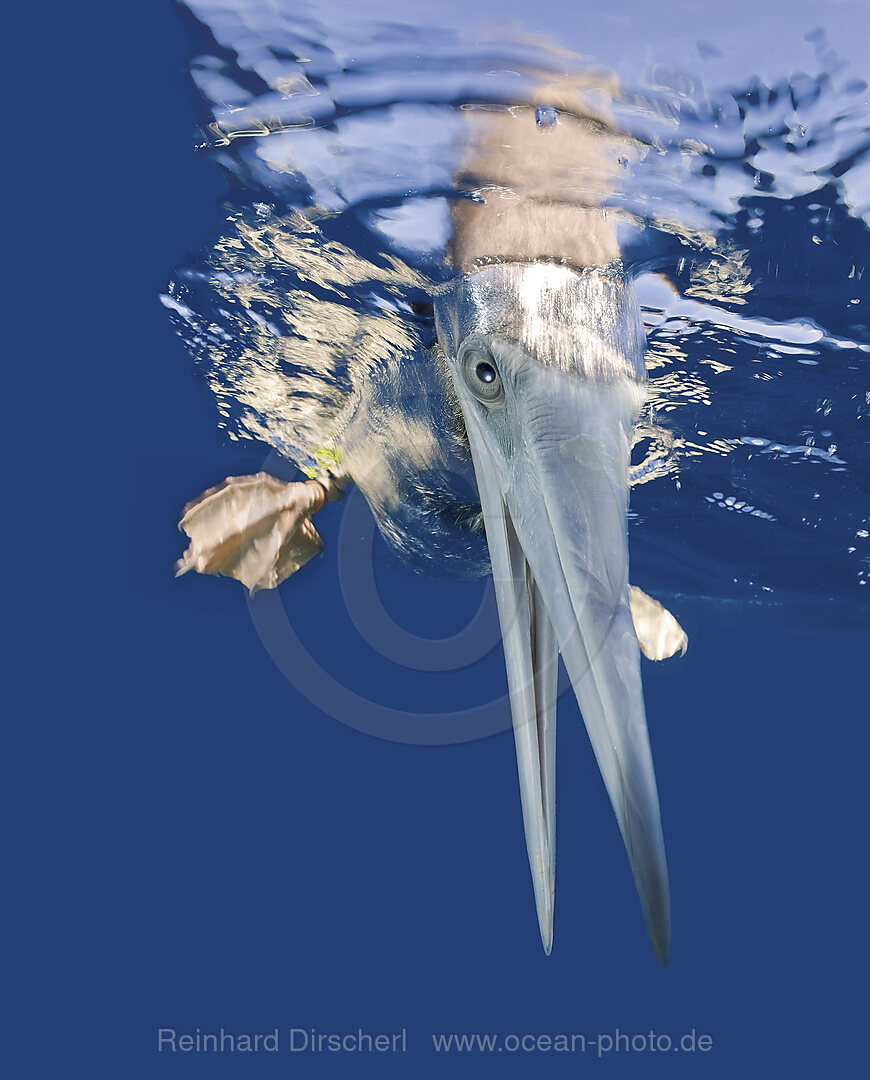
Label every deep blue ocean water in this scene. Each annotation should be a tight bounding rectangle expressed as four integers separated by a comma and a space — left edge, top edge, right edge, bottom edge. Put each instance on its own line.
6, 2, 869, 1078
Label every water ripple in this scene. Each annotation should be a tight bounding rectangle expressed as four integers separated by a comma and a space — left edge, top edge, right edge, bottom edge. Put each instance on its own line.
167, 0, 869, 614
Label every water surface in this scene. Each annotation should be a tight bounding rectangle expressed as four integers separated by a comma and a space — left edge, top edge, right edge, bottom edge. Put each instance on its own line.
166, 0, 869, 621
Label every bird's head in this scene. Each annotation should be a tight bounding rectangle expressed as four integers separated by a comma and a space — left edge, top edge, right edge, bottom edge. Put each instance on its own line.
433, 260, 670, 961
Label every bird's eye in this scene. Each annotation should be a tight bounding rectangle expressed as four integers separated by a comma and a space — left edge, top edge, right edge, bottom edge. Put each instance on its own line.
460, 343, 503, 405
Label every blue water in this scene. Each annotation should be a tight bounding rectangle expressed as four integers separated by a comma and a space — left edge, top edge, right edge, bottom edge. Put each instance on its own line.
7, 2, 868, 1080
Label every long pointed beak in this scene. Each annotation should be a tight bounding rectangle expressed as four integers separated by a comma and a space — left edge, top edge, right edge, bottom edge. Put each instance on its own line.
464, 371, 670, 962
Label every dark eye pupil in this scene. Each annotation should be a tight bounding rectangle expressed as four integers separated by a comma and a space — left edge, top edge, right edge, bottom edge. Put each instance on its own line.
460, 343, 502, 405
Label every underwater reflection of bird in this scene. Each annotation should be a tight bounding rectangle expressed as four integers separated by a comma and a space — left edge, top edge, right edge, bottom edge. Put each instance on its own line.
176, 76, 688, 961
